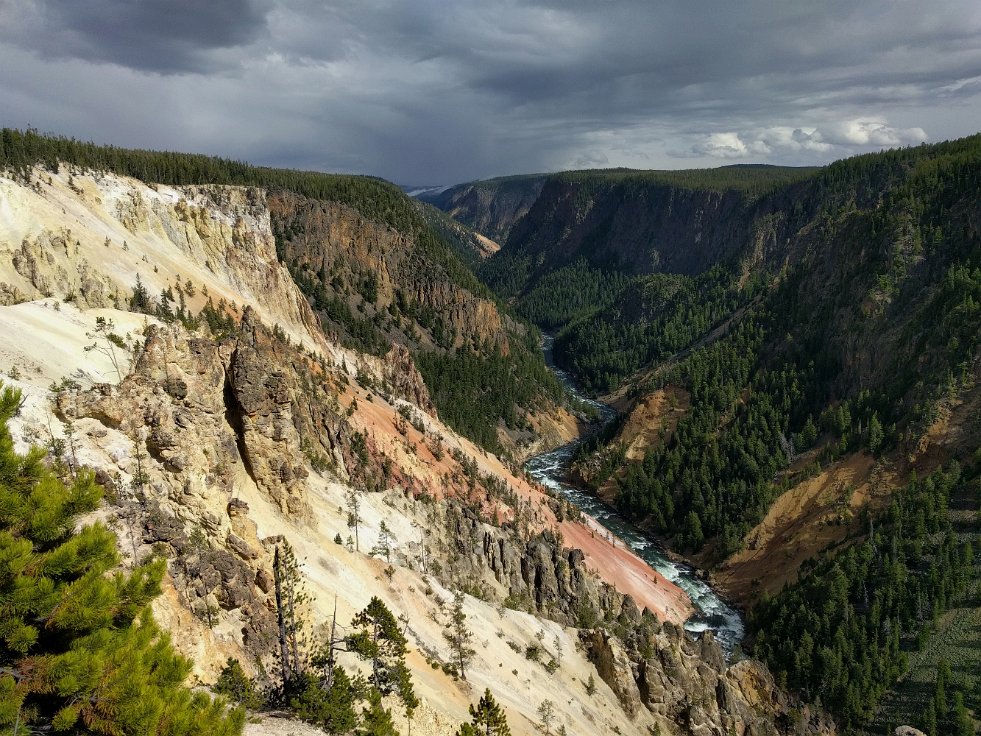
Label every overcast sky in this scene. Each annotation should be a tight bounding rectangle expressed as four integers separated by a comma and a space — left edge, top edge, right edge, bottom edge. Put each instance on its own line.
2, 0, 980, 184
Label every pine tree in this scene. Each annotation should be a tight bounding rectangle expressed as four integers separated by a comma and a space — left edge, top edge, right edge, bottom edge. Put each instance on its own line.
456, 689, 511, 736
274, 542, 310, 684
537, 699, 555, 735
130, 274, 154, 314
287, 668, 358, 735
934, 658, 949, 719
214, 658, 263, 709
357, 688, 397, 736
0, 383, 244, 735
684, 510, 704, 550
951, 691, 973, 736
346, 486, 363, 552
311, 595, 347, 692
922, 699, 937, 736
84, 315, 126, 380
322, 666, 359, 735
868, 412, 884, 454
443, 590, 475, 681
372, 520, 393, 562
585, 673, 596, 696
349, 596, 415, 709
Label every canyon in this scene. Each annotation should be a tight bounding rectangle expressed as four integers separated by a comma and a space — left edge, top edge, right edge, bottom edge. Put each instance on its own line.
0, 158, 828, 735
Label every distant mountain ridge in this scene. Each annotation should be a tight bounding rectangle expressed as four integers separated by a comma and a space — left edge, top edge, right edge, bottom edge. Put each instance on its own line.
416, 174, 547, 244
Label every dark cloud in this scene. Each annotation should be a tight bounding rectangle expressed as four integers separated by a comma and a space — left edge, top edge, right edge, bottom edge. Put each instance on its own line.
1, 0, 980, 182
2, 0, 270, 72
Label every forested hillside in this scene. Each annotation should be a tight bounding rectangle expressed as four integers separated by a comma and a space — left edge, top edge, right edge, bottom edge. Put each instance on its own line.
751, 462, 980, 734
430, 137, 981, 733
610, 137, 980, 555
0, 128, 562, 455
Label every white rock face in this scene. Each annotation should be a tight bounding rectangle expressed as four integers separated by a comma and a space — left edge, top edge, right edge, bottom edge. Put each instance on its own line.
0, 168, 322, 350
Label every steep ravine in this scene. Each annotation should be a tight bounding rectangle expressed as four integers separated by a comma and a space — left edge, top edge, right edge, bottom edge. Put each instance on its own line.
526, 338, 745, 654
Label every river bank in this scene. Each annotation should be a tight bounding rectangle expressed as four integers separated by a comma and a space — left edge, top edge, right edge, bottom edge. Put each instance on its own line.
527, 337, 746, 655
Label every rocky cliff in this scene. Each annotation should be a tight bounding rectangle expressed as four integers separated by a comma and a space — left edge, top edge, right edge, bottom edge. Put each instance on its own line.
0, 171, 322, 348
582, 627, 833, 735
421, 169, 816, 303
268, 190, 514, 353
499, 177, 748, 280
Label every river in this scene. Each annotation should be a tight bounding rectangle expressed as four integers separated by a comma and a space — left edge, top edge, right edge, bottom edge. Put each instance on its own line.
525, 338, 745, 655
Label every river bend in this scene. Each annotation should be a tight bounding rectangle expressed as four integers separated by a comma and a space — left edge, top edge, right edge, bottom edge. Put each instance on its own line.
525, 339, 745, 654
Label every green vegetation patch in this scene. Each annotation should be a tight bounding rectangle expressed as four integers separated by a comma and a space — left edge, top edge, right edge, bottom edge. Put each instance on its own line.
751, 463, 979, 732
0, 383, 244, 735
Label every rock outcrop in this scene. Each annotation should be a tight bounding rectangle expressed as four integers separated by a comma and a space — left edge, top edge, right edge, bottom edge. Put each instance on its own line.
442, 502, 646, 629
380, 343, 435, 414
228, 311, 313, 517
49, 313, 376, 666
583, 626, 836, 735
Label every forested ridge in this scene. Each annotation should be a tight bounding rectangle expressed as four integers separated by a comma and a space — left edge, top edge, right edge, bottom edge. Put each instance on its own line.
550, 163, 819, 196
0, 128, 426, 236
1, 128, 562, 454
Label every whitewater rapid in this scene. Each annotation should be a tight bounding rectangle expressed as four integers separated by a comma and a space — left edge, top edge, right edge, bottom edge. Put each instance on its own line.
526, 338, 745, 655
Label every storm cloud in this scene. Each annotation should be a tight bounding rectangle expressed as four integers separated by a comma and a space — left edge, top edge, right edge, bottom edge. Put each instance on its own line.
0, 0, 979, 183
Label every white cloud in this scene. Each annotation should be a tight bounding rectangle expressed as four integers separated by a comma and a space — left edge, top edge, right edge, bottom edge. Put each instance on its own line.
691, 118, 929, 162
693, 133, 754, 159
823, 119, 928, 147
